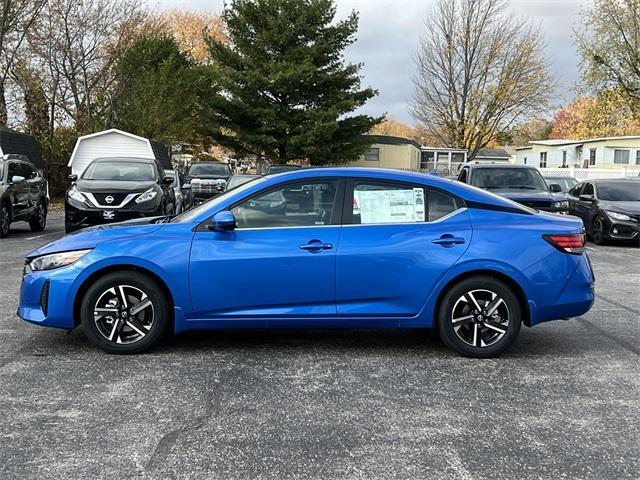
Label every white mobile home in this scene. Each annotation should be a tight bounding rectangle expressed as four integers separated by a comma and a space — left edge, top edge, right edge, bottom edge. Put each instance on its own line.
515, 136, 640, 171
68, 129, 172, 176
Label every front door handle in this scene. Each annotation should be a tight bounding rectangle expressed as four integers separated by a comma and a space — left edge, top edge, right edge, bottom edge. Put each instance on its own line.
300, 240, 333, 252
432, 235, 465, 247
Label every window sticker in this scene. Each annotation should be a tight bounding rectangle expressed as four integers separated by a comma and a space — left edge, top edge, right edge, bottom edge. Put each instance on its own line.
357, 188, 425, 224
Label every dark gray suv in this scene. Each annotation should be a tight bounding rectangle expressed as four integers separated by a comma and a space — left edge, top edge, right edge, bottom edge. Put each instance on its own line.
0, 154, 48, 238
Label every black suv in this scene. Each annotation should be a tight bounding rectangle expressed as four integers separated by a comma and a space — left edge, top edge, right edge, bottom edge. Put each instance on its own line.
0, 154, 48, 238
187, 162, 231, 203
457, 163, 569, 213
65, 157, 175, 233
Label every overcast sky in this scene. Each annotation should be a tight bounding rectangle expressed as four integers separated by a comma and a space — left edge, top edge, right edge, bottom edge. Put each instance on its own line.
152, 0, 589, 125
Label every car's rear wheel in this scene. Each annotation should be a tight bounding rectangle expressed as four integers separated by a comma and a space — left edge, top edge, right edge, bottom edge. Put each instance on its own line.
438, 276, 521, 358
592, 216, 606, 245
0, 203, 10, 238
29, 200, 47, 232
80, 271, 169, 353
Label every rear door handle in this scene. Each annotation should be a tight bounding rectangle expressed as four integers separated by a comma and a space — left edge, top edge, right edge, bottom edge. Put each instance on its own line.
432, 235, 465, 247
300, 240, 333, 252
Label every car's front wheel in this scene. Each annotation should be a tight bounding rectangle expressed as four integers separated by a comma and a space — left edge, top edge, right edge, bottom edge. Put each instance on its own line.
438, 276, 522, 358
80, 271, 169, 353
29, 200, 47, 232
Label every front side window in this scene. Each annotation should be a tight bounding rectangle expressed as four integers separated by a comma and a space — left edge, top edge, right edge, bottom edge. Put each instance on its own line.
7, 162, 18, 180
613, 149, 630, 164
82, 162, 156, 181
232, 180, 338, 229
582, 183, 594, 196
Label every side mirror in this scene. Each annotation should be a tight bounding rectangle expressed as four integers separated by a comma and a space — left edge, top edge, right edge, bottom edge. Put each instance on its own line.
162, 176, 174, 185
579, 194, 594, 202
11, 175, 26, 184
549, 183, 562, 193
209, 210, 236, 231
181, 182, 191, 190
68, 174, 78, 182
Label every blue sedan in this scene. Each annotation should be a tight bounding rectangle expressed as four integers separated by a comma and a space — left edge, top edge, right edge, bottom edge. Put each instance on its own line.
18, 168, 595, 357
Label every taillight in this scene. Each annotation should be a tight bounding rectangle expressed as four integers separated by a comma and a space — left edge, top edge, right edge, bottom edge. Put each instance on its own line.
543, 233, 586, 254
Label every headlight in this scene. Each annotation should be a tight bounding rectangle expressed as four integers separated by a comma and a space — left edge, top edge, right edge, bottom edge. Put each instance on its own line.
135, 188, 157, 204
68, 186, 86, 204
28, 249, 92, 272
553, 201, 569, 209
605, 210, 631, 221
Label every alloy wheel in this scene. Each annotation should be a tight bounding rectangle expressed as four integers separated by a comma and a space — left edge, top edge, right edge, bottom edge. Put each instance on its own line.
37, 203, 46, 228
93, 285, 154, 345
451, 289, 510, 348
593, 217, 604, 244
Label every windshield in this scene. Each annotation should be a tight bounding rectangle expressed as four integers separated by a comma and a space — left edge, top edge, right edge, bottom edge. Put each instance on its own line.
83, 161, 156, 181
172, 175, 269, 223
188, 163, 230, 177
597, 182, 640, 201
544, 177, 577, 192
471, 168, 548, 190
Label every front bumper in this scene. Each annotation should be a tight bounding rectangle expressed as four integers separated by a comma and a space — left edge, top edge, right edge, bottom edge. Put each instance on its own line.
66, 199, 162, 229
603, 217, 639, 241
18, 264, 79, 329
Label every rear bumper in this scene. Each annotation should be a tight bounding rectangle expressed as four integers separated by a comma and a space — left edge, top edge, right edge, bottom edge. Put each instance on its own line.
527, 252, 595, 325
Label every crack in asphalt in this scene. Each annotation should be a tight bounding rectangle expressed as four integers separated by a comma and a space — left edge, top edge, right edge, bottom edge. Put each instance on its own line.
143, 369, 234, 475
576, 316, 640, 356
597, 293, 640, 316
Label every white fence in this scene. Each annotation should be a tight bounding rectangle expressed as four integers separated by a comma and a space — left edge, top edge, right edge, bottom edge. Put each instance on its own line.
539, 166, 639, 180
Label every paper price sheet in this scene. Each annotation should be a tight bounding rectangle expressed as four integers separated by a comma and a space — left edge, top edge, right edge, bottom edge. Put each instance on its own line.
357, 188, 425, 224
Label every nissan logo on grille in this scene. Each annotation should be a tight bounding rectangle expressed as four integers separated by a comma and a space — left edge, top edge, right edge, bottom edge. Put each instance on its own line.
105, 196, 114, 204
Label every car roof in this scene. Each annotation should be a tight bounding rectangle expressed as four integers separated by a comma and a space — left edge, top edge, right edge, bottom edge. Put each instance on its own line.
588, 178, 640, 184
465, 163, 535, 169
93, 156, 157, 164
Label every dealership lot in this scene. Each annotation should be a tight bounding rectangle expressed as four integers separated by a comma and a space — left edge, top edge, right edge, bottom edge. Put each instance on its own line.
0, 212, 638, 479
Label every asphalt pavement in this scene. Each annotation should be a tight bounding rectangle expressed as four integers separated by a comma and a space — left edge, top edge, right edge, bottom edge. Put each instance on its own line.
0, 211, 638, 479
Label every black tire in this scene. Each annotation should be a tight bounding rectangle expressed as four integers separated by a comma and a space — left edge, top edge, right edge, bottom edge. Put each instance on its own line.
29, 199, 47, 232
0, 203, 10, 238
438, 276, 522, 358
80, 271, 169, 354
592, 216, 606, 245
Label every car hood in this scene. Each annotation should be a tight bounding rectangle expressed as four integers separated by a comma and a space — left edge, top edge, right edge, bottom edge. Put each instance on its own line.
599, 200, 640, 215
75, 179, 157, 193
487, 189, 565, 202
26, 217, 165, 259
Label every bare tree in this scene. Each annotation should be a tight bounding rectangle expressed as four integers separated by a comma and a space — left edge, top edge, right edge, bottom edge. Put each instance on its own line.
575, 0, 640, 113
0, 0, 46, 125
26, 0, 145, 133
410, 0, 553, 158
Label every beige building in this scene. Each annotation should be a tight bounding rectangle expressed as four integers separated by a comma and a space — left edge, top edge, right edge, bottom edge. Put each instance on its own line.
515, 136, 640, 171
346, 135, 422, 170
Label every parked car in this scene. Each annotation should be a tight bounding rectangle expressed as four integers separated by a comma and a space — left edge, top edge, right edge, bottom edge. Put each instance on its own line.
64, 157, 175, 233
19, 168, 594, 357
0, 154, 48, 238
225, 174, 261, 191
457, 163, 569, 213
187, 162, 231, 203
266, 164, 301, 175
567, 178, 639, 244
543, 175, 578, 193
165, 170, 193, 214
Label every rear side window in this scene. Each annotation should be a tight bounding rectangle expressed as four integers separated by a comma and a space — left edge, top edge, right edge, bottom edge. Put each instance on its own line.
429, 190, 459, 220
351, 181, 461, 224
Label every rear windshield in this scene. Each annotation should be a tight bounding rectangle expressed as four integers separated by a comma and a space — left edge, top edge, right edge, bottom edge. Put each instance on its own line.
471, 168, 548, 190
189, 163, 230, 176
597, 182, 640, 201
82, 161, 156, 181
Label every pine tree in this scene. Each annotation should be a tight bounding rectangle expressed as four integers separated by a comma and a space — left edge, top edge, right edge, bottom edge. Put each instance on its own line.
207, 0, 382, 165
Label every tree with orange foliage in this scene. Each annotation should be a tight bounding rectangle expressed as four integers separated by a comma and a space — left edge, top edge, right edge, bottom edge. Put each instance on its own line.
550, 89, 640, 139
370, 117, 419, 142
